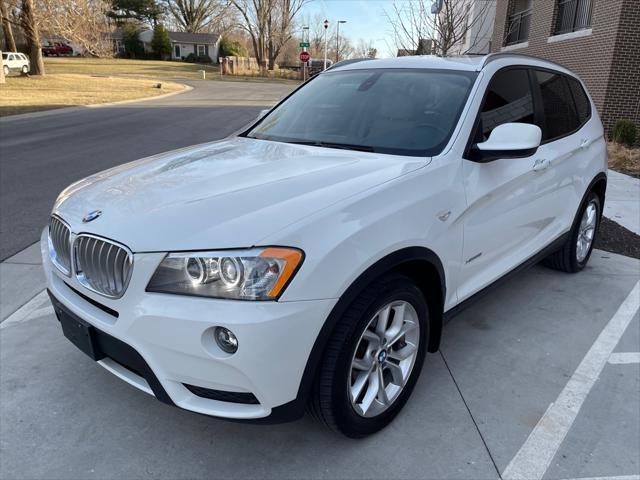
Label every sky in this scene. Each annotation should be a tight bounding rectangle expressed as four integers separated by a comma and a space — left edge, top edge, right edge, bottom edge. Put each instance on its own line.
300, 0, 398, 58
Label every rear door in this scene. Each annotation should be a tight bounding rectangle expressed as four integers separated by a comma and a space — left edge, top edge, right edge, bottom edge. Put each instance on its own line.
531, 70, 596, 230
458, 67, 561, 301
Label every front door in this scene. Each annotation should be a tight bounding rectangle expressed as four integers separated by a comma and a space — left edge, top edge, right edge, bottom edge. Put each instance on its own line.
458, 68, 561, 302
175, 45, 181, 59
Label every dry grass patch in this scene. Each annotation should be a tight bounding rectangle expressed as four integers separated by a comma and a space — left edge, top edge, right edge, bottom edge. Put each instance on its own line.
43, 57, 300, 84
45, 57, 218, 80
608, 142, 640, 178
0, 74, 184, 116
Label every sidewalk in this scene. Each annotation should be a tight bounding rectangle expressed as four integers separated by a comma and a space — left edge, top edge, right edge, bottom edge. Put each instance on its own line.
604, 169, 640, 235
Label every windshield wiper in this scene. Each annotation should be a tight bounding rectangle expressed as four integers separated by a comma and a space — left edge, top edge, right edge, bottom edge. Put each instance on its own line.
288, 140, 376, 153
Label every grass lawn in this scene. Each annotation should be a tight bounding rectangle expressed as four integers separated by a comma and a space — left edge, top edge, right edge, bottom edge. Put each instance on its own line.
0, 74, 184, 116
44, 57, 301, 84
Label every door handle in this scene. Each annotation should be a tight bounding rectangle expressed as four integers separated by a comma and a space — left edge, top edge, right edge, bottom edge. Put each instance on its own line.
532, 158, 550, 172
580, 138, 592, 149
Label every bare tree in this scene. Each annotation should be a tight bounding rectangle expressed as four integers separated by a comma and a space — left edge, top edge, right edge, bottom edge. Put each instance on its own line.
37, 0, 113, 57
20, 0, 44, 75
386, 0, 494, 57
165, 0, 230, 33
355, 39, 377, 59
231, 0, 309, 71
1, 0, 17, 51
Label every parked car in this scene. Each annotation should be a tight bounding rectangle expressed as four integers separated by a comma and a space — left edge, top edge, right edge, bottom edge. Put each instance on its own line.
43, 53, 606, 438
2, 52, 30, 75
42, 42, 73, 56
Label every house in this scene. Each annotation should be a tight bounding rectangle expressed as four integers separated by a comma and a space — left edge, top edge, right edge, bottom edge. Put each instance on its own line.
139, 30, 220, 63
492, 0, 640, 134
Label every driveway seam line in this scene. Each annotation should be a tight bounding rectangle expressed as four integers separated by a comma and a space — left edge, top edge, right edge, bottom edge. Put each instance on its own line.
439, 350, 503, 480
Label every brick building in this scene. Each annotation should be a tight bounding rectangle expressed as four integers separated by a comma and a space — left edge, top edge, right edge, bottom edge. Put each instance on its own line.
492, 0, 640, 136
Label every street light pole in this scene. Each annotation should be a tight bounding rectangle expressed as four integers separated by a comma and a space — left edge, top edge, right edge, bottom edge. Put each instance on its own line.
336, 20, 346, 63
323, 19, 329, 70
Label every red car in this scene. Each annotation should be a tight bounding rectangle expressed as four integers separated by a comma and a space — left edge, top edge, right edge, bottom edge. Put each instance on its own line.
42, 42, 73, 56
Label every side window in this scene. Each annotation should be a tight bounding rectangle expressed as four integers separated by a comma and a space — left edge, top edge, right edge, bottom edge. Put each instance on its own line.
8, 54, 15, 61
533, 70, 580, 141
566, 76, 591, 126
479, 69, 535, 141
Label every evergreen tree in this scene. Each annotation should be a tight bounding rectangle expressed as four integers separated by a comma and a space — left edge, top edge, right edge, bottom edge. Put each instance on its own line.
151, 23, 172, 59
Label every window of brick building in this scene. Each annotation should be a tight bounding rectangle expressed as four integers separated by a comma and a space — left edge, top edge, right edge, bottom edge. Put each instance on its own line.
554, 0, 594, 35
504, 0, 533, 46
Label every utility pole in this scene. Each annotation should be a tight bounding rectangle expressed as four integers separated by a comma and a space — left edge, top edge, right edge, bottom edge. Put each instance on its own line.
335, 20, 346, 63
323, 19, 329, 70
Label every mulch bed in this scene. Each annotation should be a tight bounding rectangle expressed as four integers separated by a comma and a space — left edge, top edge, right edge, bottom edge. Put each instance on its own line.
594, 216, 640, 259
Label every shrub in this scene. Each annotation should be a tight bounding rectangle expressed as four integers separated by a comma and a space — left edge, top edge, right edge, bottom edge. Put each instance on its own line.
196, 55, 212, 64
612, 119, 637, 146
185, 53, 197, 63
219, 36, 248, 58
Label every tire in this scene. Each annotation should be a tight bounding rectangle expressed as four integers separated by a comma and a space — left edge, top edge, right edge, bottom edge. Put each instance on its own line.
309, 273, 429, 438
2, 65, 8, 76
543, 191, 601, 273
21, 65, 28, 75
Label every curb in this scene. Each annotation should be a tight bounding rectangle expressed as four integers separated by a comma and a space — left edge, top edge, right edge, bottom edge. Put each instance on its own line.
0, 83, 193, 123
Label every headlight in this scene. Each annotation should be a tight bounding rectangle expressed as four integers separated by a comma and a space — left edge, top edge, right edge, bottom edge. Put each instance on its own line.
146, 247, 303, 300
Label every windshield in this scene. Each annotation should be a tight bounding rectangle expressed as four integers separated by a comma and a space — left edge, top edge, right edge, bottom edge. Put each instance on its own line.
245, 68, 477, 156
2, 53, 7, 59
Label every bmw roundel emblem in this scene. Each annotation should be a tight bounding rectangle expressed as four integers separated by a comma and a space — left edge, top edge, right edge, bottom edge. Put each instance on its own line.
82, 210, 102, 223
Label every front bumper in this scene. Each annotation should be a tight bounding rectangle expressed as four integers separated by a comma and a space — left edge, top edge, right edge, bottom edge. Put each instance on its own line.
41, 228, 335, 421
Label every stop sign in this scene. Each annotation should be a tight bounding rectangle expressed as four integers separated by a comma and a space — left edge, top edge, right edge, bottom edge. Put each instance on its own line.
300, 51, 310, 63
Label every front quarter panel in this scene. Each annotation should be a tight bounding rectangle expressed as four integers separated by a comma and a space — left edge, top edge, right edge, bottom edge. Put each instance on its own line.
263, 158, 465, 312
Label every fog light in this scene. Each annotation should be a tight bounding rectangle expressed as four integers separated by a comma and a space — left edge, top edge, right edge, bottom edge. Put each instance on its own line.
215, 327, 238, 354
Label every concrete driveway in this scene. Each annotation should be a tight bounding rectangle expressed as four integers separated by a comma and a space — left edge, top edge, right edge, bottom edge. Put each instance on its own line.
0, 80, 296, 261
1, 248, 638, 480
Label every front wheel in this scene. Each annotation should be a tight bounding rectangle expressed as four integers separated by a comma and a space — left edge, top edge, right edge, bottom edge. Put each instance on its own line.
309, 274, 428, 437
543, 191, 601, 272
3, 65, 8, 76
21, 65, 29, 75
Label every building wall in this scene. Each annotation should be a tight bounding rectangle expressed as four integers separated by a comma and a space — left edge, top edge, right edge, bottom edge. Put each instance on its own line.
442, 0, 497, 55
492, 0, 640, 135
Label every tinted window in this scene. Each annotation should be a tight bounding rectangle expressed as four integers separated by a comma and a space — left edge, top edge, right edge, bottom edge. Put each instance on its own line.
246, 69, 477, 157
534, 70, 579, 141
479, 69, 535, 141
567, 76, 590, 125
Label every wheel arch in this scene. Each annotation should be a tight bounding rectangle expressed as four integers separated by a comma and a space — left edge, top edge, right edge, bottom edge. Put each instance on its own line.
296, 246, 446, 406
590, 172, 607, 212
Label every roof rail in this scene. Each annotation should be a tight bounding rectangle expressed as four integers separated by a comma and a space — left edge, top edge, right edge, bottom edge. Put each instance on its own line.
479, 52, 571, 72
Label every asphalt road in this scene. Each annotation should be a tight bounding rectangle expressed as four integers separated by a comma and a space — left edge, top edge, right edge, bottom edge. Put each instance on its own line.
0, 80, 295, 261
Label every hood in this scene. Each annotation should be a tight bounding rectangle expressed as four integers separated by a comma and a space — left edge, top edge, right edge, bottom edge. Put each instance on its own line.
54, 137, 426, 252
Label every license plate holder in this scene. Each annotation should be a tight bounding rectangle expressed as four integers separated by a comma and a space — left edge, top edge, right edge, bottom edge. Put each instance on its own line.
55, 302, 104, 361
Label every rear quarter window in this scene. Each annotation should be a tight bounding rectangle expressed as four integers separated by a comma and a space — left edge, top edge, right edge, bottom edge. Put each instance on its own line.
567, 76, 591, 126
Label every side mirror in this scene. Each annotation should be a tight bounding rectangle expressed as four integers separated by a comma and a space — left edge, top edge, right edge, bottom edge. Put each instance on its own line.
257, 108, 270, 120
473, 123, 542, 162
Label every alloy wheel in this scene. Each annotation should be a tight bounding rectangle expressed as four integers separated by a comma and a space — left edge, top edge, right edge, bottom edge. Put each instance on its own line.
348, 300, 420, 418
576, 200, 597, 262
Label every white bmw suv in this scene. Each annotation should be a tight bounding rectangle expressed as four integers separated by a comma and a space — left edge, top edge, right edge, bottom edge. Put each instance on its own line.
43, 54, 606, 437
